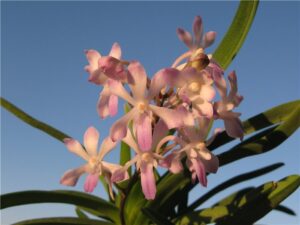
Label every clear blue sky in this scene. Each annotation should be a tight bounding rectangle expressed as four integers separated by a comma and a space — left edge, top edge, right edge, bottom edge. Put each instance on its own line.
1, 1, 299, 225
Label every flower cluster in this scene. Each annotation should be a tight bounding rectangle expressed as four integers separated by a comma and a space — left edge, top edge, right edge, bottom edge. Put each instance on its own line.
60, 16, 243, 200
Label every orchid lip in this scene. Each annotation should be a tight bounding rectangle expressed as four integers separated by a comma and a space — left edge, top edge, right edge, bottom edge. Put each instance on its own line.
137, 101, 149, 113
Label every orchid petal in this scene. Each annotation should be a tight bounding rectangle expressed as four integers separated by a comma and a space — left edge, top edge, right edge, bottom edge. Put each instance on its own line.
109, 42, 122, 59
98, 137, 117, 161
127, 61, 147, 100
85, 49, 101, 73
84, 173, 99, 193
122, 129, 140, 153
108, 79, 135, 105
108, 94, 118, 117
193, 16, 203, 47
152, 120, 169, 148
135, 113, 152, 152
160, 153, 183, 174
191, 158, 207, 187
64, 138, 89, 161
177, 28, 193, 49
110, 107, 138, 142
98, 56, 127, 81
193, 101, 214, 118
201, 152, 219, 174
84, 127, 99, 157
203, 31, 216, 48
149, 105, 182, 129
224, 118, 244, 140
140, 161, 156, 200
60, 164, 90, 186
148, 68, 180, 100
199, 85, 216, 101
97, 86, 110, 119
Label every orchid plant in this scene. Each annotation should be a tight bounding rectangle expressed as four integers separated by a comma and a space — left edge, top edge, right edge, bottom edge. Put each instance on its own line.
1, 1, 300, 225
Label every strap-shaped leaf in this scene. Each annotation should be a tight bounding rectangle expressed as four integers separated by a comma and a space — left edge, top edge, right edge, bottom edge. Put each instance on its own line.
213, 0, 259, 69
174, 176, 300, 225
175, 181, 275, 225
142, 208, 174, 225
75, 207, 89, 219
1, 97, 69, 142
215, 175, 300, 225
183, 162, 284, 214
12, 217, 113, 225
0, 190, 120, 225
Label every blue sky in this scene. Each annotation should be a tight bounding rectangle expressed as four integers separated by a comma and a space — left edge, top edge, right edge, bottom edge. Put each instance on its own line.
1, 1, 299, 225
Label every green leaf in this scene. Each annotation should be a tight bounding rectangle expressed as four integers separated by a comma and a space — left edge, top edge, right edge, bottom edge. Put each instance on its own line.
75, 207, 89, 219
274, 205, 296, 216
174, 176, 299, 225
174, 181, 276, 225
1, 97, 69, 142
215, 175, 300, 225
0, 190, 120, 225
12, 217, 114, 225
183, 162, 284, 214
142, 208, 174, 225
213, 0, 259, 69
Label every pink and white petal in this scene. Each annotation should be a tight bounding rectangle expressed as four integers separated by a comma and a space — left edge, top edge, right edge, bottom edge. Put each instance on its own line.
127, 61, 148, 100
84, 127, 99, 157
107, 79, 135, 105
140, 161, 156, 200
201, 152, 219, 174
84, 173, 99, 193
199, 85, 216, 101
191, 158, 207, 187
108, 94, 118, 117
85, 49, 101, 71
202, 31, 217, 48
99, 56, 127, 81
97, 87, 110, 119
159, 153, 183, 174
177, 28, 193, 49
122, 129, 140, 153
148, 68, 180, 100
152, 120, 169, 147
110, 107, 138, 142
224, 118, 244, 140
98, 137, 118, 160
149, 105, 183, 129
111, 168, 129, 183
64, 138, 89, 161
135, 113, 152, 152
109, 42, 122, 59
193, 101, 214, 119
193, 16, 203, 47
60, 164, 90, 186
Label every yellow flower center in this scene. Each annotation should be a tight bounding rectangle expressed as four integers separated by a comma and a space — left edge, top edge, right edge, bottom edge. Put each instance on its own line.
137, 102, 148, 113
141, 152, 153, 162
188, 82, 201, 92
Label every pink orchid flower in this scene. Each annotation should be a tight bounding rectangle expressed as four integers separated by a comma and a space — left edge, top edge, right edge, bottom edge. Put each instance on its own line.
85, 43, 128, 119
108, 61, 184, 151
213, 71, 244, 140
172, 16, 217, 69
158, 108, 219, 187
111, 120, 169, 200
176, 68, 216, 118
60, 126, 128, 199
